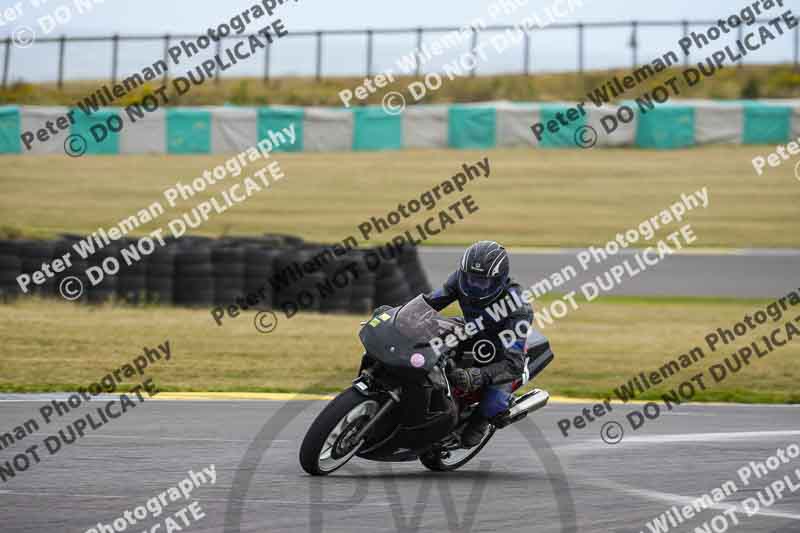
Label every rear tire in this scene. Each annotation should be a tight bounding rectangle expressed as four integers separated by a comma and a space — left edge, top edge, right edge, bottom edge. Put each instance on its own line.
419, 426, 496, 472
299, 388, 379, 476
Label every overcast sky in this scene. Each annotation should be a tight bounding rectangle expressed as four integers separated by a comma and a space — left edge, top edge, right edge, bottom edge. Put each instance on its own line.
2, 0, 796, 81
4, 0, 795, 33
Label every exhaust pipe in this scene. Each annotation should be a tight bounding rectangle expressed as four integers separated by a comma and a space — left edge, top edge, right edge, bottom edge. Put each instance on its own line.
508, 389, 549, 418
492, 389, 549, 428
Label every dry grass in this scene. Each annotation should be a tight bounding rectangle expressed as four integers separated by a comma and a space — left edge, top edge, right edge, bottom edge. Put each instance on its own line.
0, 146, 798, 247
1, 65, 798, 106
0, 296, 797, 403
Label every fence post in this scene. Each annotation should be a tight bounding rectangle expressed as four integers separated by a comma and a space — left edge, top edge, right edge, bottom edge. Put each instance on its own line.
215, 38, 222, 85
470, 27, 478, 77
162, 34, 170, 82
7, 23, 800, 83
577, 23, 584, 84
737, 24, 743, 68
682, 21, 689, 69
315, 31, 322, 81
111, 33, 119, 84
366, 29, 373, 77
415, 27, 423, 77
2, 38, 10, 90
523, 31, 530, 75
263, 42, 271, 83
57, 36, 65, 89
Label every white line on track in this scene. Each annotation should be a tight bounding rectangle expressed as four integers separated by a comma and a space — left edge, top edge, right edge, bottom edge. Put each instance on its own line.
654, 412, 709, 416
557, 430, 800, 455
586, 478, 800, 522
614, 430, 800, 445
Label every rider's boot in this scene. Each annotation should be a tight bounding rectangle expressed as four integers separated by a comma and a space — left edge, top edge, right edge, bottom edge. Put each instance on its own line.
461, 413, 490, 448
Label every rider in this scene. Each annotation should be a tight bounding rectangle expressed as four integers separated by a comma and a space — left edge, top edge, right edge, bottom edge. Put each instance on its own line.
423, 240, 554, 447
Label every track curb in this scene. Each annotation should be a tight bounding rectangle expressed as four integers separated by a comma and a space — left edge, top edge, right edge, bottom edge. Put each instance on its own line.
153, 392, 737, 406
0, 392, 774, 406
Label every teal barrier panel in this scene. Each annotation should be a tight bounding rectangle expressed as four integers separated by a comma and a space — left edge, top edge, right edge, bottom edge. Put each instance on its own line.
448, 106, 496, 149
258, 107, 304, 152
743, 103, 791, 145
167, 108, 211, 154
635, 106, 695, 149
0, 106, 21, 154
353, 107, 402, 151
538, 104, 587, 148
70, 109, 120, 155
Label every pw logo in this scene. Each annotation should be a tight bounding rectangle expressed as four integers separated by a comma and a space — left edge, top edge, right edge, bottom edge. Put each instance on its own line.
308, 461, 491, 533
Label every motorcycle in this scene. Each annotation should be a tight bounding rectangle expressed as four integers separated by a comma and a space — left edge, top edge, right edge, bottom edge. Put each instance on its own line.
299, 294, 553, 475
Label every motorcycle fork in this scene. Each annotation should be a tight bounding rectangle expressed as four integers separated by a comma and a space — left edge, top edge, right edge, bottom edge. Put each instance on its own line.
349, 387, 401, 444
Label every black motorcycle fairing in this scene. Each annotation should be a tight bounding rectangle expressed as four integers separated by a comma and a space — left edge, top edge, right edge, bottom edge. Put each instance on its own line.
358, 295, 460, 382
350, 296, 480, 461
357, 382, 459, 460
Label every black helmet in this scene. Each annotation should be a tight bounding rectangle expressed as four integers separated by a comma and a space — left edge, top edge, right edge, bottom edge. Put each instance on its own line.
457, 240, 509, 304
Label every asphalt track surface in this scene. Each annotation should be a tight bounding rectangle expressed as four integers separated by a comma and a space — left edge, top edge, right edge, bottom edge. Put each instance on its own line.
1, 397, 799, 533
419, 248, 800, 299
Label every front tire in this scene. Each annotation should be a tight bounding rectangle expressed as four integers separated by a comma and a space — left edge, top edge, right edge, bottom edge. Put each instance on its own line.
299, 388, 379, 476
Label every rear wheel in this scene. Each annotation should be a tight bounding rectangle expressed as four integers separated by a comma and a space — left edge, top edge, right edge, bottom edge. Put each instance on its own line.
300, 388, 379, 476
419, 425, 496, 472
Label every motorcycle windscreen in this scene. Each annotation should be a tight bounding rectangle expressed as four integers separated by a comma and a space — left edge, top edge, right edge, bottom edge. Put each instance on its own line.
359, 295, 455, 379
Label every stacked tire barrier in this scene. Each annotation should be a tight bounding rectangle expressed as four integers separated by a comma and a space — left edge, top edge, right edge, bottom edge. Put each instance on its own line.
0, 234, 432, 314
0, 240, 23, 299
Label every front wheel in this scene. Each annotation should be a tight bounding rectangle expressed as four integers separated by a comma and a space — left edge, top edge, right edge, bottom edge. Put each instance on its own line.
299, 388, 379, 475
419, 425, 496, 472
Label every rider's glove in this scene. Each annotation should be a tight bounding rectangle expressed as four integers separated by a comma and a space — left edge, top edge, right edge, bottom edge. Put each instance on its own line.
448, 367, 485, 392
372, 305, 393, 315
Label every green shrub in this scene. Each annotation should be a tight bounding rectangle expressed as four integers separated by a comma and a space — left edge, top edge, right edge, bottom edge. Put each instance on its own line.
740, 78, 761, 99
229, 80, 250, 105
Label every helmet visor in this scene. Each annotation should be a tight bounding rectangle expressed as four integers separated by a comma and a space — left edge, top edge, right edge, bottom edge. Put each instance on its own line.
459, 271, 502, 300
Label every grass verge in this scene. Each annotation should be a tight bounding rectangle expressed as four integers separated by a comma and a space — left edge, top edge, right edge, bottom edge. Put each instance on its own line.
0, 295, 797, 403
1, 146, 799, 247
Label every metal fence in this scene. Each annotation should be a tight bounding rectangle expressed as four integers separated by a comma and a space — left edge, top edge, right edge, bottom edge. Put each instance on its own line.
2, 19, 799, 89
